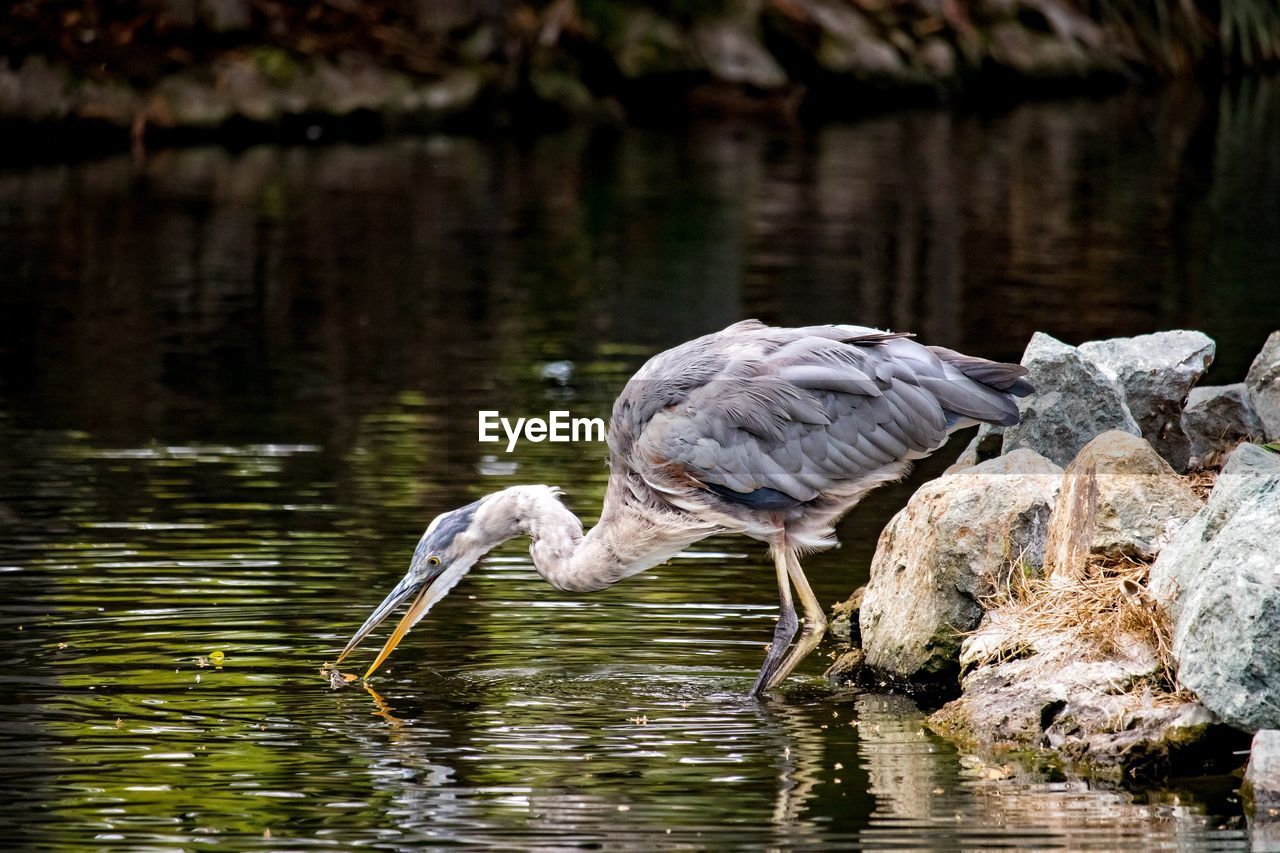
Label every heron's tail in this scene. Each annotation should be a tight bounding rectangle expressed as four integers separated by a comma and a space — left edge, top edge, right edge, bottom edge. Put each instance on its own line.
928, 347, 1034, 396
923, 346, 1034, 428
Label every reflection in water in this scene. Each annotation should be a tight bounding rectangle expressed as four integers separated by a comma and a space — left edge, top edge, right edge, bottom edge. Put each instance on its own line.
1, 80, 1275, 847
854, 693, 1248, 849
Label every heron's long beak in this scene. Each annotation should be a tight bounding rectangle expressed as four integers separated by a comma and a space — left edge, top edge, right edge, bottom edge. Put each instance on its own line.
336, 561, 455, 679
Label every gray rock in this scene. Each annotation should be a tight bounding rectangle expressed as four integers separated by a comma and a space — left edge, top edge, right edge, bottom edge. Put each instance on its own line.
1078, 331, 1216, 472
1246, 730, 1280, 815
859, 449, 1062, 680
1045, 430, 1202, 566
1248, 730, 1280, 847
199, 0, 251, 32
986, 22, 1094, 79
1183, 383, 1265, 470
76, 78, 141, 127
802, 0, 906, 79
1022, 0, 1106, 49
0, 57, 74, 123
150, 73, 232, 128
917, 38, 957, 80
1002, 332, 1140, 467
944, 423, 1003, 474
930, 646, 1227, 779
411, 69, 485, 118
693, 19, 788, 90
611, 9, 702, 80
1246, 331, 1280, 441
1149, 443, 1280, 732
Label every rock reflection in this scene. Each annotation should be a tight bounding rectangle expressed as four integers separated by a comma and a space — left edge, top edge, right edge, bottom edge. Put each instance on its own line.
854, 692, 1247, 849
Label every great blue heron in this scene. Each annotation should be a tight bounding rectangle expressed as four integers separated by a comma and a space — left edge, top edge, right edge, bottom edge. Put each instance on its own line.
337, 320, 1031, 695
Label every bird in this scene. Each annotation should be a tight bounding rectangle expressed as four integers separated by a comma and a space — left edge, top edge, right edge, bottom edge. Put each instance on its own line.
336, 320, 1032, 695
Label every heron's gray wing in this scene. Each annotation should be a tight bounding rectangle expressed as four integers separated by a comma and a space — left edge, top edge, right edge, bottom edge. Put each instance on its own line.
629, 332, 960, 505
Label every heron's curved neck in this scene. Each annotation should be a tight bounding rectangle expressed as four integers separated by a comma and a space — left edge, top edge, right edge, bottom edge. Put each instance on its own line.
476, 484, 713, 593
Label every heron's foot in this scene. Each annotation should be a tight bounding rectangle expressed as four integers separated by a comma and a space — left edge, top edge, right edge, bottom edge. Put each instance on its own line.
761, 613, 828, 694
751, 605, 799, 697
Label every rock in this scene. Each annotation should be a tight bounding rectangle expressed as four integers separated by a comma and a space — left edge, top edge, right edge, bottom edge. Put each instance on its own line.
310, 57, 410, 117
199, 0, 251, 32
944, 423, 1003, 474
829, 586, 864, 644
1247, 730, 1280, 808
410, 69, 485, 119
1246, 730, 1280, 837
1022, 0, 1106, 49
218, 56, 281, 122
611, 9, 702, 80
76, 78, 142, 126
917, 38, 957, 80
149, 73, 232, 129
1149, 443, 1280, 732
0, 58, 74, 123
1002, 332, 1140, 468
1079, 331, 1216, 472
986, 22, 1095, 80
1183, 383, 1266, 470
798, 0, 906, 79
823, 648, 866, 684
929, 647, 1236, 779
693, 19, 789, 90
1045, 431, 1201, 570
1246, 331, 1280, 441
1042, 453, 1098, 580
859, 449, 1062, 680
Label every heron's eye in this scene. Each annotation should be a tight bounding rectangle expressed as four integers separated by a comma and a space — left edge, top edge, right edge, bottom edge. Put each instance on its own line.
428, 555, 441, 566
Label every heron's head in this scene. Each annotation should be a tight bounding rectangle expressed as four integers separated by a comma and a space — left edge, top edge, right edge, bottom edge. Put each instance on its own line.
337, 498, 498, 678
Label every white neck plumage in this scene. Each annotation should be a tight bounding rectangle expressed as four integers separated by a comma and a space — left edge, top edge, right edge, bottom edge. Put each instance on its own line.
466, 484, 719, 592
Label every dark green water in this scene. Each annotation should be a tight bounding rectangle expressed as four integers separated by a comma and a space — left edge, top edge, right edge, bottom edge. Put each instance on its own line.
2, 79, 1278, 849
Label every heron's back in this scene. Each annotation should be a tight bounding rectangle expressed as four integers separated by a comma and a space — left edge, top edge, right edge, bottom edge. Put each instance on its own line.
606, 320, 1031, 543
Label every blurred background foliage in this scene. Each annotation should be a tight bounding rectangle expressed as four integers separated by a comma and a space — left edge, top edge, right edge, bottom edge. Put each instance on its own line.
2, 0, 1277, 152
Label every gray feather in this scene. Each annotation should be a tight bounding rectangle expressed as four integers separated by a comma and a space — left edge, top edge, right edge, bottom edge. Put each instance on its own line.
614, 321, 1029, 505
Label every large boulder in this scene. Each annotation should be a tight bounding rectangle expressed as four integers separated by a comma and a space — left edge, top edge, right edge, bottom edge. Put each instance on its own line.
1246, 331, 1280, 441
1078, 331, 1215, 472
1044, 431, 1202, 569
1149, 443, 1280, 732
929, 642, 1237, 780
1183, 383, 1265, 470
1002, 333, 1140, 467
859, 449, 1062, 680
1246, 730, 1280, 843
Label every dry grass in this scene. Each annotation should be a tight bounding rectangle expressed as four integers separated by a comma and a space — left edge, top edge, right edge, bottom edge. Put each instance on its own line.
1184, 469, 1218, 502
973, 554, 1178, 690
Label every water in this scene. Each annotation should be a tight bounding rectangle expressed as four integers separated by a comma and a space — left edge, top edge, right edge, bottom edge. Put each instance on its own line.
2, 79, 1277, 848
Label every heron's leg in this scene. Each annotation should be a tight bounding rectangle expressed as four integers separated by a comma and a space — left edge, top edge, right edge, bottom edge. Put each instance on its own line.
763, 549, 828, 690
751, 545, 798, 697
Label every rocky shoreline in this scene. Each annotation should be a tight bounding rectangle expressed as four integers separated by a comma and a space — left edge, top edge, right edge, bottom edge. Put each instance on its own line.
827, 330, 1280, 834
4, 0, 1278, 152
